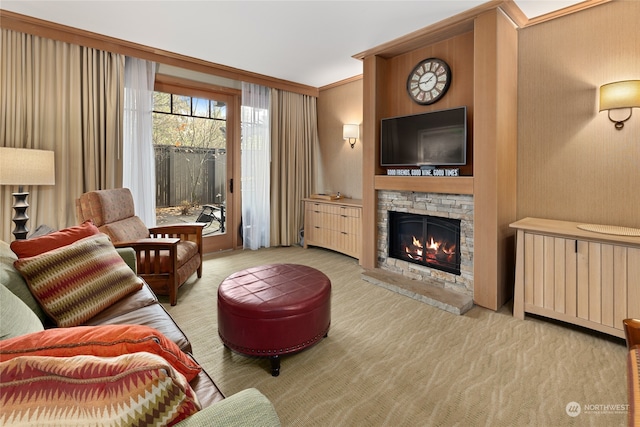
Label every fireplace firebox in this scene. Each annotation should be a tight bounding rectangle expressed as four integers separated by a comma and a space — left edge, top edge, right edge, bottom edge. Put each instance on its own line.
388, 211, 461, 275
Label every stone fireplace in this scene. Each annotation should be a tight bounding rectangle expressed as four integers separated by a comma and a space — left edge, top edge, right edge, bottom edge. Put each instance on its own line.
377, 190, 474, 297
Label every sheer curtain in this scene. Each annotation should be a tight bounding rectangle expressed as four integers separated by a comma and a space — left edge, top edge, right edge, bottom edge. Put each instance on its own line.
241, 83, 271, 250
123, 57, 156, 226
1, 28, 124, 242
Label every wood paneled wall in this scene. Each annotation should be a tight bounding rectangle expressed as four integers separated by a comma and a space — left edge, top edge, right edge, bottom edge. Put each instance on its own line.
383, 31, 475, 176
517, 0, 640, 228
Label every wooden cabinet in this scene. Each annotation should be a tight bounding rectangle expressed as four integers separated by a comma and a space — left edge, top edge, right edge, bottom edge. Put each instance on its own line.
303, 198, 362, 260
511, 217, 640, 338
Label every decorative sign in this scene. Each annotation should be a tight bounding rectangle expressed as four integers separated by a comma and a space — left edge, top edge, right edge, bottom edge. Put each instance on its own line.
387, 168, 460, 177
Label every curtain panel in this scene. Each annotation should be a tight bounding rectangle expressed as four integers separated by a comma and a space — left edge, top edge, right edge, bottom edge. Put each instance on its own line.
269, 89, 318, 247
241, 82, 271, 250
123, 57, 156, 227
0, 28, 124, 242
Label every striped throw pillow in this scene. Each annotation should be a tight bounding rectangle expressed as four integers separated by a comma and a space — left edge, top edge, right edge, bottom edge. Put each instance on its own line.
13, 234, 143, 327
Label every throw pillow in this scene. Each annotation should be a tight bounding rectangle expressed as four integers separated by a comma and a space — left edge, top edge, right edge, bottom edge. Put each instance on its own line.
0, 324, 201, 381
13, 234, 143, 327
0, 241, 47, 323
0, 285, 44, 340
10, 219, 100, 258
0, 352, 201, 426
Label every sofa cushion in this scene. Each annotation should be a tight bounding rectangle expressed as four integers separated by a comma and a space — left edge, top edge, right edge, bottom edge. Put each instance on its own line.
0, 324, 201, 381
0, 240, 48, 323
85, 302, 193, 354
9, 220, 100, 258
0, 284, 44, 340
13, 234, 143, 327
0, 352, 201, 426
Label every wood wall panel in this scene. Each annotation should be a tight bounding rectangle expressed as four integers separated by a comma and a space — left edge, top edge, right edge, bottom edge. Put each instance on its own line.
384, 32, 475, 176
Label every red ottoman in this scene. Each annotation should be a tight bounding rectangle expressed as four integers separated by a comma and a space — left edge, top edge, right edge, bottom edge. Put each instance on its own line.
217, 264, 331, 376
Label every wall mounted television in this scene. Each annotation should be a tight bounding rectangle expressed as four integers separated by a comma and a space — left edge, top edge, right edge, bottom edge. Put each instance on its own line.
380, 106, 467, 168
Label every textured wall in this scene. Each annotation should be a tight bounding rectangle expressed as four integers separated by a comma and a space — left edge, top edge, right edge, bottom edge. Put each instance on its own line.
517, 1, 640, 227
316, 79, 363, 199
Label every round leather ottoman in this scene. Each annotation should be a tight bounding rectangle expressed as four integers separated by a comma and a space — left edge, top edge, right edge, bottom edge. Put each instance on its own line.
217, 263, 331, 376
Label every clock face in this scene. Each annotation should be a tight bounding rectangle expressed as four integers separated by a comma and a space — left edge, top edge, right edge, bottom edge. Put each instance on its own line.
407, 58, 451, 105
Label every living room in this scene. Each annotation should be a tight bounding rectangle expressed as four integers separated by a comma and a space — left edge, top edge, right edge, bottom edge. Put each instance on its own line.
1, 0, 639, 426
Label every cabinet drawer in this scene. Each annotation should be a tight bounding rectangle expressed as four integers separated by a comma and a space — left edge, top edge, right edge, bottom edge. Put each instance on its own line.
303, 199, 362, 260
307, 203, 360, 218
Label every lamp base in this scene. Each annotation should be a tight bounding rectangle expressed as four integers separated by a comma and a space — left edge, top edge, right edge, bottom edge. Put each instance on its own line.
12, 191, 29, 240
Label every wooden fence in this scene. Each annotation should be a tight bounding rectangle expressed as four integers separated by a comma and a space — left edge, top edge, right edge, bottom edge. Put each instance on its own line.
155, 145, 226, 207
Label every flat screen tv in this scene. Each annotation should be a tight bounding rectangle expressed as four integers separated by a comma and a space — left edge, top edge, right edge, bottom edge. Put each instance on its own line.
380, 106, 467, 167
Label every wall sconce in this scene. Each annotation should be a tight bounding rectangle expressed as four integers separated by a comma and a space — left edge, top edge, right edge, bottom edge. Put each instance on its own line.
599, 80, 640, 130
0, 148, 56, 240
343, 124, 359, 149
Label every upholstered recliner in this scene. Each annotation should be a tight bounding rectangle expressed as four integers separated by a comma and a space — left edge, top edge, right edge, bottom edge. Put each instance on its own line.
76, 188, 204, 305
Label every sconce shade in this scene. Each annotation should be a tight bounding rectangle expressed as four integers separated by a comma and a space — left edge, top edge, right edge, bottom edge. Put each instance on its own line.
599, 80, 640, 111
343, 124, 359, 140
0, 148, 56, 187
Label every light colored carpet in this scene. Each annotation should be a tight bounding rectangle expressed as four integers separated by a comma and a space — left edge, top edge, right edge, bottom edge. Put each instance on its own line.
162, 246, 628, 427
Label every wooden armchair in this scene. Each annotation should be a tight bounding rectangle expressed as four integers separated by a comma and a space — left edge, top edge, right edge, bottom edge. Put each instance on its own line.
76, 188, 204, 305
624, 319, 640, 427
625, 319, 640, 349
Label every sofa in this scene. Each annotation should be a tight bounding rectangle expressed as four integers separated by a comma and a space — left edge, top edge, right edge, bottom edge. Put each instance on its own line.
0, 225, 280, 426
625, 319, 640, 427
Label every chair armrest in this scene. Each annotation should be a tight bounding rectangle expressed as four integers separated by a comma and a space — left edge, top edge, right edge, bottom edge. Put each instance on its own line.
149, 224, 204, 253
114, 238, 180, 251
174, 388, 281, 427
624, 319, 640, 349
150, 223, 204, 238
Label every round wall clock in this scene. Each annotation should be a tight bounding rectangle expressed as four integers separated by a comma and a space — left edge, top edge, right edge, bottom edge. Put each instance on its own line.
406, 58, 451, 105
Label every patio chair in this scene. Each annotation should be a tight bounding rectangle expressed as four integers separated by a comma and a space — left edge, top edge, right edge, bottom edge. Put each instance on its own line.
76, 188, 204, 305
196, 203, 225, 232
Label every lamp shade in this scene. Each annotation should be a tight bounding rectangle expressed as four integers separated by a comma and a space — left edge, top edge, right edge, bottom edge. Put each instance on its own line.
0, 148, 56, 186
343, 124, 359, 140
599, 80, 640, 111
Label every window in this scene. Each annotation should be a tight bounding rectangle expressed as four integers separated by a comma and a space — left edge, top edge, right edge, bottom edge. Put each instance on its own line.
152, 91, 227, 235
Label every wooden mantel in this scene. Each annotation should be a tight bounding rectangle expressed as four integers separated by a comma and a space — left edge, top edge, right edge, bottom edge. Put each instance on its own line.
374, 176, 474, 195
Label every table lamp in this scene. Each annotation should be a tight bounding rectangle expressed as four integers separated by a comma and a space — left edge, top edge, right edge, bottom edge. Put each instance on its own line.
0, 147, 56, 240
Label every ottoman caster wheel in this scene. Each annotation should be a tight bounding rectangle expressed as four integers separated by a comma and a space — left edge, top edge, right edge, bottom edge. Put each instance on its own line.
270, 355, 280, 377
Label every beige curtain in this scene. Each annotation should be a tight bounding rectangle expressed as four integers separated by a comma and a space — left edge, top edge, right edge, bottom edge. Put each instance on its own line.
269, 89, 318, 246
0, 29, 124, 242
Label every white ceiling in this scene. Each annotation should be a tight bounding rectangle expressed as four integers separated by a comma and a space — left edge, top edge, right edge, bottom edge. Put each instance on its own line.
1, 1, 583, 88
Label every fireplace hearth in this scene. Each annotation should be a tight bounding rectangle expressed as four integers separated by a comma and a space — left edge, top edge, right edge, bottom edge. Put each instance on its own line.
388, 211, 461, 275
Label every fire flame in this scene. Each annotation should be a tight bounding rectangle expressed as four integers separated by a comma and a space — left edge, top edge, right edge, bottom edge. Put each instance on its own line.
403, 235, 457, 263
